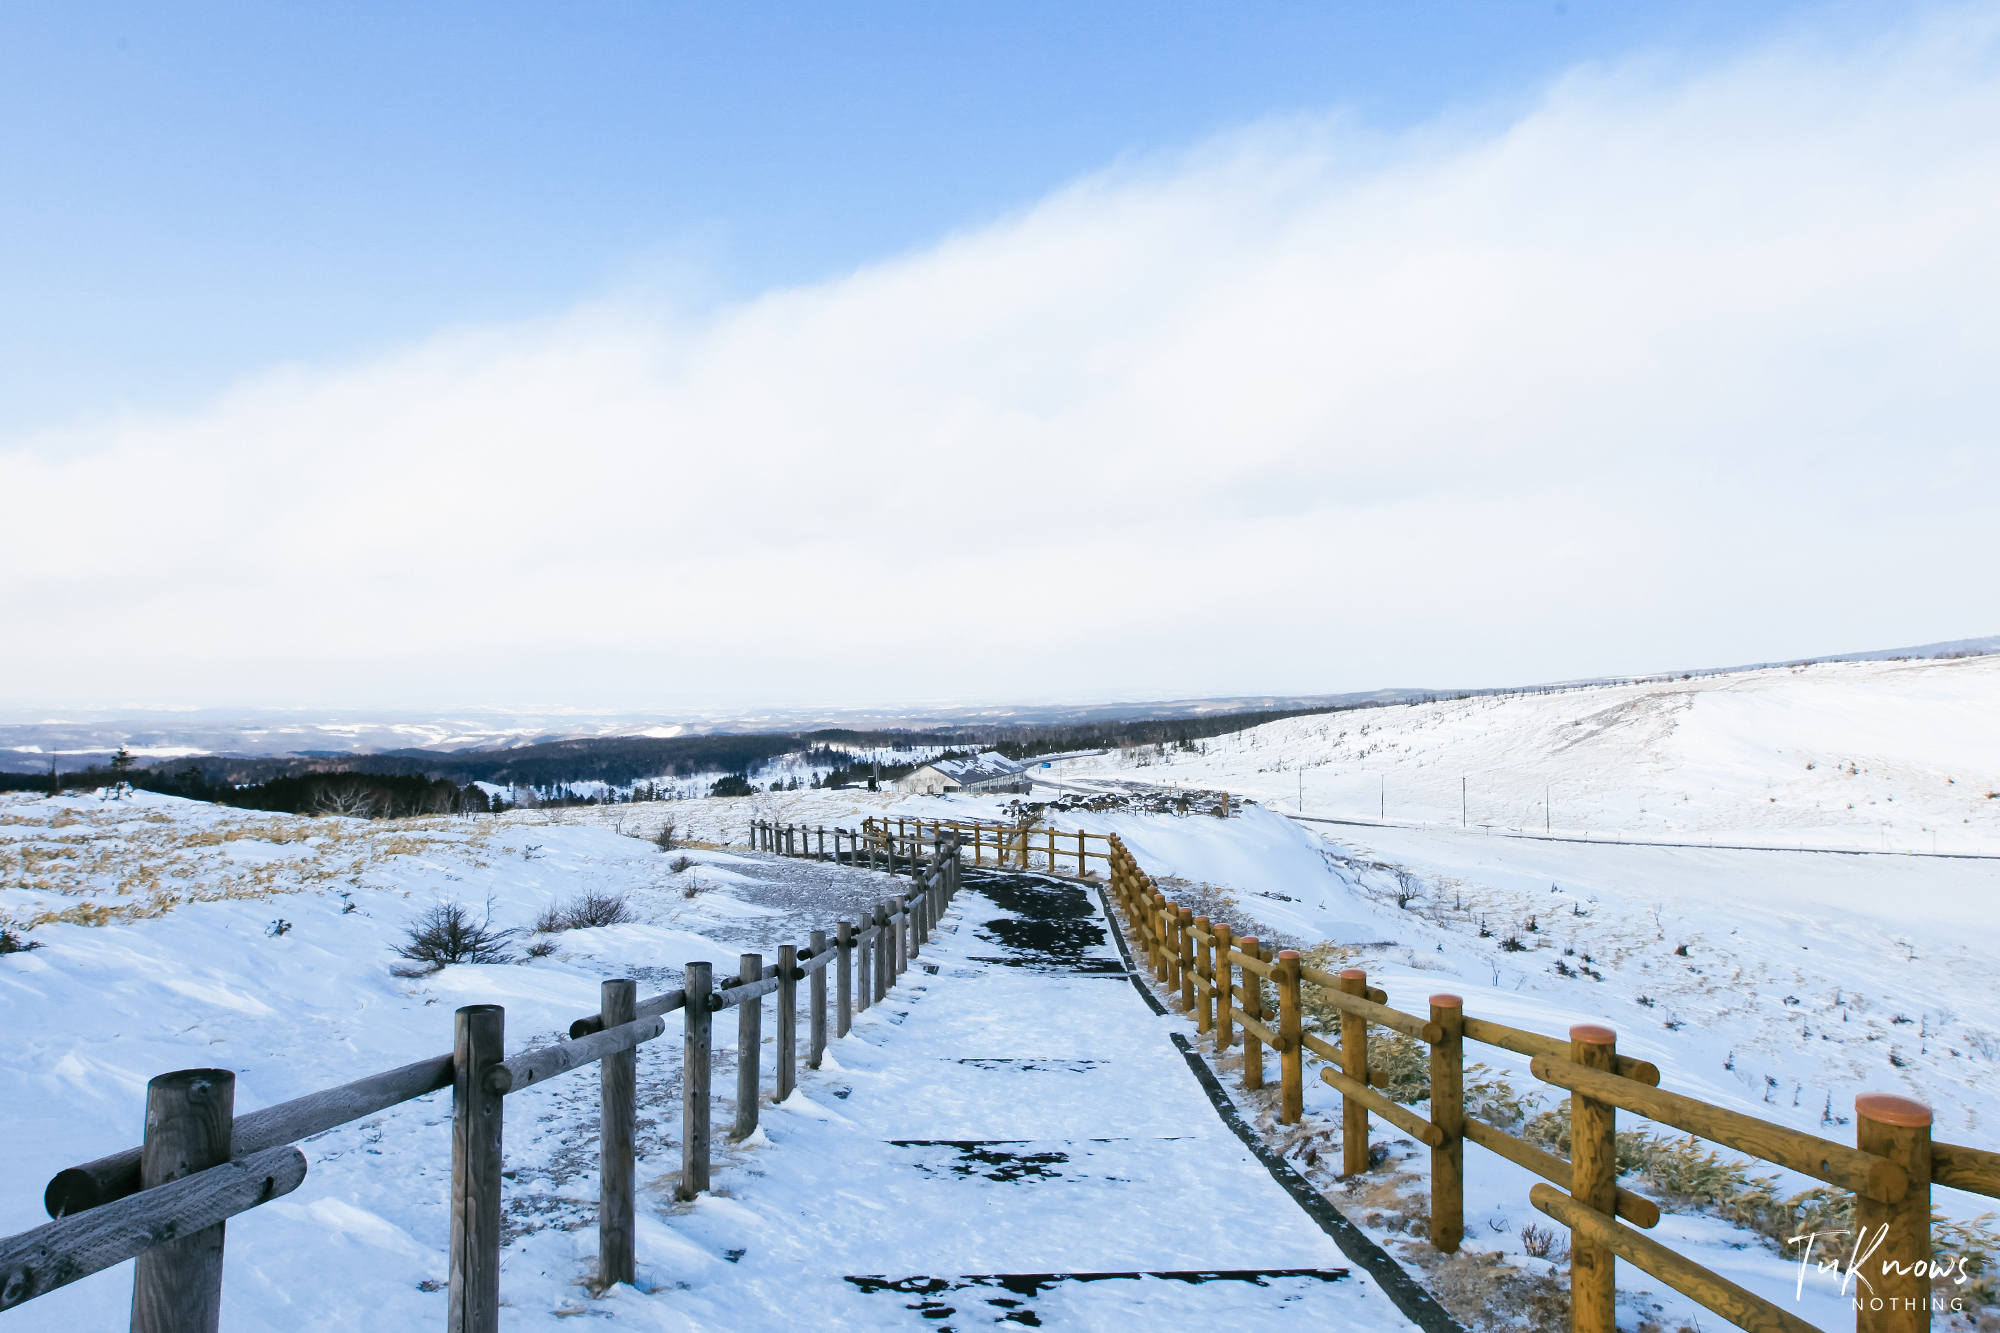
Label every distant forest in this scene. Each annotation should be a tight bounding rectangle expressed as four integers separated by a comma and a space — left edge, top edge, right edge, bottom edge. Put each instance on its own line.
0, 701, 1371, 814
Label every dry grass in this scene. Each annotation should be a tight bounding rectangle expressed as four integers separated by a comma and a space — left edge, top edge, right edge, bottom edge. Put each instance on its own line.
0, 796, 498, 929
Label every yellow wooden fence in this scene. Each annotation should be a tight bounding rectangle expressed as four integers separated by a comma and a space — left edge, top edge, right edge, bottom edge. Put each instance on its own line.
1105, 833, 2000, 1333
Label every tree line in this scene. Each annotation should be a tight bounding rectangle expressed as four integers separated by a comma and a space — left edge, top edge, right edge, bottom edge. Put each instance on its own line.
0, 702, 1376, 813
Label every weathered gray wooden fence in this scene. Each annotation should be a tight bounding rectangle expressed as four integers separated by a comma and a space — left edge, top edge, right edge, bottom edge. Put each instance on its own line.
3, 839, 962, 1331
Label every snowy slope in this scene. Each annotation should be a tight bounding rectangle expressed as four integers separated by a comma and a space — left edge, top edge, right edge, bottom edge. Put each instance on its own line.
6, 766, 2000, 1330
0, 791, 1415, 1329
1046, 654, 2000, 854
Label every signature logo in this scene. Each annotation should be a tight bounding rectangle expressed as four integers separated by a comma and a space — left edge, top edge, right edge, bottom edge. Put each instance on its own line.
1788, 1226, 1972, 1311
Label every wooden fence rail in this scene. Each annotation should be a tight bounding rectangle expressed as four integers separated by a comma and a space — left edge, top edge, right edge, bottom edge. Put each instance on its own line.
6, 839, 963, 1330
750, 814, 1114, 878
1102, 832, 2000, 1333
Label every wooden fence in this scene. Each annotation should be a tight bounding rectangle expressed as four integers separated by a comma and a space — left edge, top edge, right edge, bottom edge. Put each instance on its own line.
1105, 833, 2000, 1333
751, 814, 1113, 876
2, 840, 963, 1331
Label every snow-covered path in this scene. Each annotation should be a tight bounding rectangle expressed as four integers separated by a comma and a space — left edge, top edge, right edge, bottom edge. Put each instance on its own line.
654, 869, 1420, 1329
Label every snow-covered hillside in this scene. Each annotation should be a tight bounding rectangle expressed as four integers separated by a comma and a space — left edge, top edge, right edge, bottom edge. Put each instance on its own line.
1049, 654, 2000, 855
5, 710, 1999, 1330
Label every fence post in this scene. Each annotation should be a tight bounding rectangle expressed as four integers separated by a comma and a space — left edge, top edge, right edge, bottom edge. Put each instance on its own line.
1240, 937, 1265, 1091
130, 1068, 234, 1333
1855, 1093, 1934, 1333
1429, 993, 1465, 1254
1277, 951, 1302, 1125
450, 1004, 505, 1333
1193, 917, 1213, 1034
909, 889, 923, 960
1340, 969, 1369, 1175
858, 913, 874, 1011
1178, 907, 1196, 1011
1216, 923, 1235, 1050
808, 930, 827, 1069
598, 979, 636, 1290
1570, 1024, 1619, 1333
679, 963, 711, 1199
836, 921, 854, 1033
1145, 891, 1163, 979
873, 903, 890, 1003
885, 898, 902, 983
777, 945, 798, 1102
734, 954, 762, 1139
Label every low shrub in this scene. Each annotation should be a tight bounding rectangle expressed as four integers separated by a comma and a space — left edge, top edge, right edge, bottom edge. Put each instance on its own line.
534, 891, 636, 933
668, 854, 695, 874
394, 901, 516, 972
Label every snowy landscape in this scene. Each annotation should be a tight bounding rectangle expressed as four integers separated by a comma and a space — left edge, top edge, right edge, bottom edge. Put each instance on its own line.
2, 650, 1995, 1329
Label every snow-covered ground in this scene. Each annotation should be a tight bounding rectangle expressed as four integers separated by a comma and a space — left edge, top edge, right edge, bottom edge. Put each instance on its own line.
1096, 811, 2000, 1328
0, 792, 1406, 1329
1042, 654, 2000, 855
5, 646, 1999, 1331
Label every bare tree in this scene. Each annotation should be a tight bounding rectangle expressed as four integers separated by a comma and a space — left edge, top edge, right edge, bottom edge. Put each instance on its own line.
312, 786, 379, 819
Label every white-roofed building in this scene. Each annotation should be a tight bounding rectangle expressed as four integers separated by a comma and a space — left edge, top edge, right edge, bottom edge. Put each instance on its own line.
894, 751, 1032, 796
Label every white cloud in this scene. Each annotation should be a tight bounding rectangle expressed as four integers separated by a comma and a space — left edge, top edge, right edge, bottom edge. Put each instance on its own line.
5, 10, 1999, 710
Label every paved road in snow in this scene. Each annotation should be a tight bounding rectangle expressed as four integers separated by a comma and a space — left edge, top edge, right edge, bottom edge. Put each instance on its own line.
657, 868, 1424, 1330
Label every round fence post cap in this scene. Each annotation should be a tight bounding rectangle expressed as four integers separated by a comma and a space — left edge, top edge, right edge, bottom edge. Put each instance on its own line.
1339, 968, 1366, 980
1855, 1092, 1933, 1127
1570, 1023, 1617, 1045
1278, 949, 1299, 960
1430, 993, 1464, 1008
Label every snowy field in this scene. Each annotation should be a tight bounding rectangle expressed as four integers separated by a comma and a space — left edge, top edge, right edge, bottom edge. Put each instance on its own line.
1043, 654, 2000, 855
0, 793, 1407, 1330
3, 649, 1998, 1331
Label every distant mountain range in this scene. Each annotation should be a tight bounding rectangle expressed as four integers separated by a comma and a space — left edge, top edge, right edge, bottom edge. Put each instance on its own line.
2, 633, 1991, 773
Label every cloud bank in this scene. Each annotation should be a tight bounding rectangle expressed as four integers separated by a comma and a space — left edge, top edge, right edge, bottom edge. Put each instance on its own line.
6, 11, 1999, 710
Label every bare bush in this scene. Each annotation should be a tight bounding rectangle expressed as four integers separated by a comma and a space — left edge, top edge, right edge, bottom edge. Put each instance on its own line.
668, 854, 695, 873
0, 927, 43, 955
534, 891, 636, 933
656, 819, 677, 852
393, 901, 516, 971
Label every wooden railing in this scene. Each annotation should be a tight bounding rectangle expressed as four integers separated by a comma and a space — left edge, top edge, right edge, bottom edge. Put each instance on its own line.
885, 816, 1111, 874
1104, 833, 2000, 1333
3, 840, 963, 1331
749, 815, 1114, 877
748, 816, 943, 874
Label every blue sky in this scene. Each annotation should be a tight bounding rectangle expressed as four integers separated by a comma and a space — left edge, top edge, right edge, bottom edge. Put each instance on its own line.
3, 2, 1994, 711
5, 0, 1828, 437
